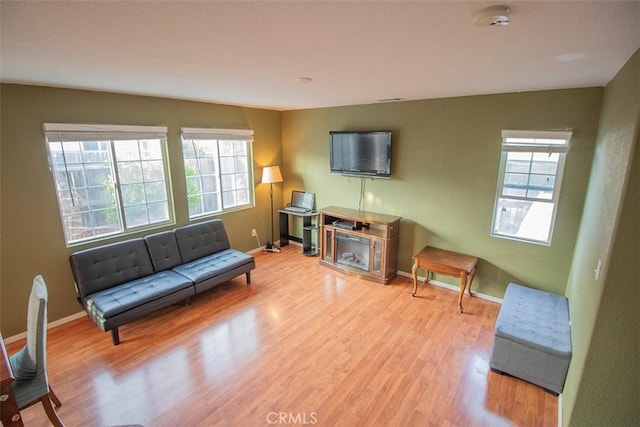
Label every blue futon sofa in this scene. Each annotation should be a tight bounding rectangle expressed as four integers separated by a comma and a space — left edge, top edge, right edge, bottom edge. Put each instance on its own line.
69, 219, 255, 345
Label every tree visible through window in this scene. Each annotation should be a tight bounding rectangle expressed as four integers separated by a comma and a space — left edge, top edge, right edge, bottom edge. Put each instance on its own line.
181, 128, 254, 219
491, 130, 572, 245
44, 124, 173, 245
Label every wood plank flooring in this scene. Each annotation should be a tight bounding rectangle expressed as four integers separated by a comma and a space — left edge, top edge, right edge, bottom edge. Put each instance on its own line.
7, 245, 557, 426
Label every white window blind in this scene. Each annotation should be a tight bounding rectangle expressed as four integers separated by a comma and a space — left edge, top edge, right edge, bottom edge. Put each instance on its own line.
501, 130, 572, 152
43, 123, 168, 141
181, 127, 254, 141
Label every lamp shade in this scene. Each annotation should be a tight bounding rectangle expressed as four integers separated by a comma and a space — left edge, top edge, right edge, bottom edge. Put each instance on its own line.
262, 166, 283, 184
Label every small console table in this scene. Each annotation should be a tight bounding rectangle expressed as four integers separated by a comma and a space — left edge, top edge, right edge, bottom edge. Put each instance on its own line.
278, 210, 320, 256
411, 245, 478, 313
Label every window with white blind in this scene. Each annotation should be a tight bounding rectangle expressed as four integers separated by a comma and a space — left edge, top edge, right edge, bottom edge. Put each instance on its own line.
44, 123, 173, 245
181, 128, 254, 219
491, 130, 572, 245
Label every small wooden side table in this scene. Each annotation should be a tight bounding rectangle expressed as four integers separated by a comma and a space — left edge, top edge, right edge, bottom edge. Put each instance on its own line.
412, 246, 478, 313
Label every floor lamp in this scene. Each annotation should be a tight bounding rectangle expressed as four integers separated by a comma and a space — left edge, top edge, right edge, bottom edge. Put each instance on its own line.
262, 165, 283, 252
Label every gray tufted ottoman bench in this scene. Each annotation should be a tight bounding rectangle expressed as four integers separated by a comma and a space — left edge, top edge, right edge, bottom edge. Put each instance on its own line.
490, 283, 572, 395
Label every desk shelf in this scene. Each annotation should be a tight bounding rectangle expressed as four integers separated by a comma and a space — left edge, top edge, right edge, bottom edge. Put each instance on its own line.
278, 210, 319, 256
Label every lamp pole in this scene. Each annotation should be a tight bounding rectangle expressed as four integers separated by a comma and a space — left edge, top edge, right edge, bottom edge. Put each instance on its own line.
262, 165, 282, 252
268, 181, 276, 250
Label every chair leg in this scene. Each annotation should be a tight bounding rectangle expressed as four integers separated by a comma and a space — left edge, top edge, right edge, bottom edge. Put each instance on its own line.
40, 394, 65, 427
49, 386, 62, 407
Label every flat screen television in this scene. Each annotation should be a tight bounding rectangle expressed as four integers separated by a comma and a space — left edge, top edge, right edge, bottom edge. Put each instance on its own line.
329, 131, 392, 178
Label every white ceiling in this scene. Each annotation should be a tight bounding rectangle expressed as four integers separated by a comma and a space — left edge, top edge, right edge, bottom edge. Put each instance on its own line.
1, 1, 639, 111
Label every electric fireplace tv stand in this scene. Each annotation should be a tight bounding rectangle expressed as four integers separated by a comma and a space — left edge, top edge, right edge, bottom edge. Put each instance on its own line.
319, 206, 401, 284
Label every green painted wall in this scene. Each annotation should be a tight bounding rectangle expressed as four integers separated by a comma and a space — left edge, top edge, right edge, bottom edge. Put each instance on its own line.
0, 84, 282, 337
563, 50, 640, 426
282, 89, 602, 299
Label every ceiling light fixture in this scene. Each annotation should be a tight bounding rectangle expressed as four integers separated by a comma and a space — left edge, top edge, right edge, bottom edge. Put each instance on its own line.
474, 5, 511, 27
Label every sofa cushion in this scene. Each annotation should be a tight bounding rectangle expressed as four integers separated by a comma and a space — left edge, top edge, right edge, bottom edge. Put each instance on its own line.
172, 249, 253, 283
70, 238, 154, 298
145, 230, 183, 272
174, 219, 231, 263
83, 270, 193, 319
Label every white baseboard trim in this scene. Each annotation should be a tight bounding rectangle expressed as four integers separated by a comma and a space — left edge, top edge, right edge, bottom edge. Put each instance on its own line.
396, 270, 503, 304
4, 311, 87, 344
558, 393, 563, 427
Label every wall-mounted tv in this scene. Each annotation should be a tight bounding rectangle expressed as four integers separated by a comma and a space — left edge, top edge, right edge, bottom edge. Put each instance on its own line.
329, 130, 392, 178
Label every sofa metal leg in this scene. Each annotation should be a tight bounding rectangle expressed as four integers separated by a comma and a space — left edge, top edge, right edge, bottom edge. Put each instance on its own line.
246, 272, 251, 284
111, 328, 120, 345
185, 297, 191, 306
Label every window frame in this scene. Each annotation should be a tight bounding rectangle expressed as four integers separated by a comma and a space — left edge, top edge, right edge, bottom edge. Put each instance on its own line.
44, 123, 175, 246
491, 129, 572, 245
180, 127, 255, 220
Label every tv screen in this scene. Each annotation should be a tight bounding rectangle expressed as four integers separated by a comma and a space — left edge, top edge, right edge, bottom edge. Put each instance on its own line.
329, 131, 392, 178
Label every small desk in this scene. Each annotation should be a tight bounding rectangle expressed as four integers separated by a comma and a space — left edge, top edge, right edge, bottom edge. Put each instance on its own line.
412, 246, 478, 313
278, 210, 320, 256
1, 333, 24, 426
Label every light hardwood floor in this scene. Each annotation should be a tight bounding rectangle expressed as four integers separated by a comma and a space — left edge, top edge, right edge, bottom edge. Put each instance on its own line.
8, 245, 557, 427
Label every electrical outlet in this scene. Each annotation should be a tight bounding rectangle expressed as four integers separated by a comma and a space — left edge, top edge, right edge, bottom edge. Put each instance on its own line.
251, 228, 257, 237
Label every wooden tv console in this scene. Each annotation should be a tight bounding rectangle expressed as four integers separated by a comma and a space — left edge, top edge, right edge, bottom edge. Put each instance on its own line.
319, 206, 401, 284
